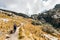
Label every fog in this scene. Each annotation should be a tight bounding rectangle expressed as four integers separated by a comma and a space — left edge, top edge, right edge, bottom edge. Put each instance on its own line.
0, 0, 60, 16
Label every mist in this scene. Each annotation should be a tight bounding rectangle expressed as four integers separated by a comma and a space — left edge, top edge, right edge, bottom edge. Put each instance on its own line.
0, 0, 60, 16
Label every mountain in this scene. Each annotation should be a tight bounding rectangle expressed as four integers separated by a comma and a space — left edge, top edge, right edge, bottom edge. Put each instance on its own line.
31, 4, 60, 28
54, 4, 60, 10
0, 8, 60, 40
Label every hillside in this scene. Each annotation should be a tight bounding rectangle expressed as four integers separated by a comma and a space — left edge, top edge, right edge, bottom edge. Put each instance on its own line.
0, 9, 60, 40
31, 4, 60, 29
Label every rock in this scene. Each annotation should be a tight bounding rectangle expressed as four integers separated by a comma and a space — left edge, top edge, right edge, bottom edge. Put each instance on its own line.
6, 34, 10, 39
31, 14, 38, 20
37, 6, 60, 28
31, 20, 42, 25
54, 4, 60, 10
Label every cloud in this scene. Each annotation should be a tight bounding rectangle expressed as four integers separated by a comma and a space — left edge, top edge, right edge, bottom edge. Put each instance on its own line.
0, 0, 60, 16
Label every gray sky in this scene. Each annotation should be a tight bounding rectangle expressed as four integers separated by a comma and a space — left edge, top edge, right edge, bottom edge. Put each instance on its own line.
0, 0, 60, 16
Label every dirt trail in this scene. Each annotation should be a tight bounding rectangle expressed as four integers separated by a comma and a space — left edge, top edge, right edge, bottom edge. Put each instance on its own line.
5, 27, 20, 40
5, 23, 24, 40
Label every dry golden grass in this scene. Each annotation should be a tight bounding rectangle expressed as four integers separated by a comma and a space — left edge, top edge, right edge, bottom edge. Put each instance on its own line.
0, 12, 60, 40
18, 21, 47, 40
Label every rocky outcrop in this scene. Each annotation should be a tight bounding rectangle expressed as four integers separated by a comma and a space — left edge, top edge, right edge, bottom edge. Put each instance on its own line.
31, 4, 60, 28
54, 4, 60, 10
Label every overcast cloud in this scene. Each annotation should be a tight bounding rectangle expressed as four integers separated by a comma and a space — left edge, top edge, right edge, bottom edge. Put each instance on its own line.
0, 0, 60, 16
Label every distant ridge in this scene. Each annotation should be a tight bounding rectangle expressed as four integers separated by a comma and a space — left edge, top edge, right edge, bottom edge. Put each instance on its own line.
0, 9, 29, 18
54, 4, 60, 10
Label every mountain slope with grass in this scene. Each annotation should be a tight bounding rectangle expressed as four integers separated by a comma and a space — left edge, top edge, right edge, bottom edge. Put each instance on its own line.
0, 9, 60, 40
